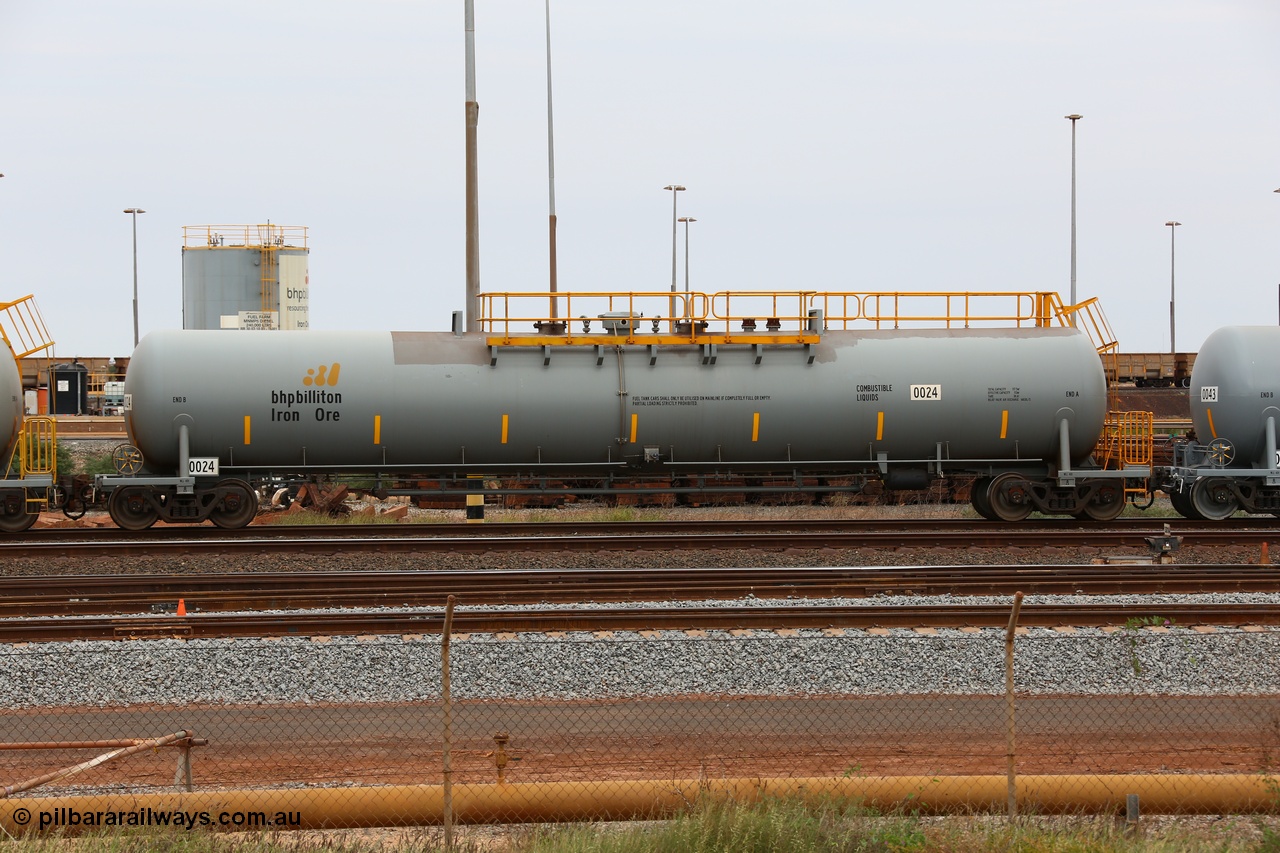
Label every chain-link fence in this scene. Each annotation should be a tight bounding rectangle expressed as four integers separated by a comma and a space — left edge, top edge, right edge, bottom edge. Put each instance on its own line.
1, 621, 1279, 833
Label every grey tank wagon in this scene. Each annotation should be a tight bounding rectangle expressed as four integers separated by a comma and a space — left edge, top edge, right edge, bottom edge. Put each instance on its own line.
96, 324, 1140, 529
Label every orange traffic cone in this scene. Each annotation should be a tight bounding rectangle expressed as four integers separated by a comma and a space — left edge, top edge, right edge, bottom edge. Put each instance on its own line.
177, 598, 187, 616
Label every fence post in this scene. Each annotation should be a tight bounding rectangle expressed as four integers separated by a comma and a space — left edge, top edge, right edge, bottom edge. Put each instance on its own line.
442, 595, 457, 850
1125, 793, 1141, 834
1005, 591, 1024, 820
173, 743, 192, 792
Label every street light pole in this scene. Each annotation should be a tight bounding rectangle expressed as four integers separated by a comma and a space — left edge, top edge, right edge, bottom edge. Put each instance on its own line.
1166, 220, 1180, 354
1065, 114, 1082, 318
663, 185, 685, 322
464, 0, 481, 333
663, 185, 685, 292
678, 216, 696, 293
124, 208, 146, 349
545, 0, 559, 324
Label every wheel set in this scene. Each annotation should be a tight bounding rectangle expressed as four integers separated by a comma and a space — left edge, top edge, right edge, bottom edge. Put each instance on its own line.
106, 479, 260, 531
970, 476, 1131, 522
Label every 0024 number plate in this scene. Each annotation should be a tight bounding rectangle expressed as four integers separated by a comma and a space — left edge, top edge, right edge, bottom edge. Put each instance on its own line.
187, 457, 220, 477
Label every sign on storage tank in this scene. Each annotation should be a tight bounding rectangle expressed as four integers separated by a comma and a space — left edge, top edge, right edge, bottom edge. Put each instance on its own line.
278, 254, 309, 330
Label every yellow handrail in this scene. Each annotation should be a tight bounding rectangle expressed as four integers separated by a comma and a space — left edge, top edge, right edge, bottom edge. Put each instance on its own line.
0, 295, 54, 359
480, 289, 1116, 343
182, 225, 309, 249
19, 416, 56, 478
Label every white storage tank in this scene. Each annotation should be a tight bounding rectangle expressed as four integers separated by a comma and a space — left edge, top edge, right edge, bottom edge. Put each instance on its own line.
181, 225, 310, 332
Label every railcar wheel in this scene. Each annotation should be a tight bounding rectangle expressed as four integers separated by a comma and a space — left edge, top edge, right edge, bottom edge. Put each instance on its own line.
1079, 483, 1126, 521
108, 486, 159, 531
1167, 486, 1202, 520
209, 479, 259, 529
987, 473, 1034, 522
0, 490, 38, 532
1190, 478, 1239, 521
970, 477, 997, 521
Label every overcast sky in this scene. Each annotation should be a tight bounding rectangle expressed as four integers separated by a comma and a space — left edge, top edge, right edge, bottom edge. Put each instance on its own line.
2, 0, 1278, 358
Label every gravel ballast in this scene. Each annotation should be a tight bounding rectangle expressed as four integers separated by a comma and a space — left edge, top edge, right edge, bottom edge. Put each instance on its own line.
7, 504, 1278, 708
3, 593, 1277, 708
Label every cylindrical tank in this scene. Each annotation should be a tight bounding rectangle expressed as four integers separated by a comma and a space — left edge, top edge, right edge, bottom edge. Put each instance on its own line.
0, 348, 24, 463
124, 327, 1106, 475
1190, 326, 1280, 467
49, 363, 88, 416
181, 225, 310, 332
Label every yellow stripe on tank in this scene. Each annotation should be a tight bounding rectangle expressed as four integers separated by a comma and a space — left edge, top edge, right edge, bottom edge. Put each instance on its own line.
630, 413, 638, 444
876, 411, 884, 442
1206, 408, 1217, 439
373, 414, 381, 445
501, 414, 509, 444
752, 412, 760, 442
243, 415, 251, 445
1000, 409, 1009, 440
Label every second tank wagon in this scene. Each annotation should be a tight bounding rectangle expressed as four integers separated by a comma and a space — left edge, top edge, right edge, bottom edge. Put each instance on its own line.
1161, 325, 1280, 519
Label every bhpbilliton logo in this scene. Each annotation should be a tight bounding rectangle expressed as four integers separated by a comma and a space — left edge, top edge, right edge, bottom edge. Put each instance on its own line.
303, 364, 341, 387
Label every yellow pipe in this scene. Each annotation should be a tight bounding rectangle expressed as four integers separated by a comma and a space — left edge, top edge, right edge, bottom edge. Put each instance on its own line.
2, 775, 1276, 834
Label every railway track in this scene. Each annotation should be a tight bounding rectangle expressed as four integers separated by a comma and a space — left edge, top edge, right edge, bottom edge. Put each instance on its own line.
19, 516, 1280, 541
4, 602, 1280, 642
3, 564, 1280, 641
7, 518, 1280, 558
5, 565, 1280, 617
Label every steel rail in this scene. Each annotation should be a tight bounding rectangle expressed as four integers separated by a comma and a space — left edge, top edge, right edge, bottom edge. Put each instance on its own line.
13, 517, 1280, 544
4, 565, 1280, 617
3, 603, 1279, 642
3, 527, 1279, 558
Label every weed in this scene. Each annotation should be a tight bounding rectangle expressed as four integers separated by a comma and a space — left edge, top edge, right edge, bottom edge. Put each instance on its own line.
1122, 615, 1174, 676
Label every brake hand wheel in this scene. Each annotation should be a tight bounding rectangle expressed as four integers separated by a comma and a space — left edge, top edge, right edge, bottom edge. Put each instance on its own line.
112, 444, 145, 475
1206, 438, 1235, 468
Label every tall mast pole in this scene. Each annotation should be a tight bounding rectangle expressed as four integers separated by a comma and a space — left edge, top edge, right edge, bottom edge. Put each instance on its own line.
1065, 115, 1081, 315
546, 0, 559, 323
464, 0, 481, 332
